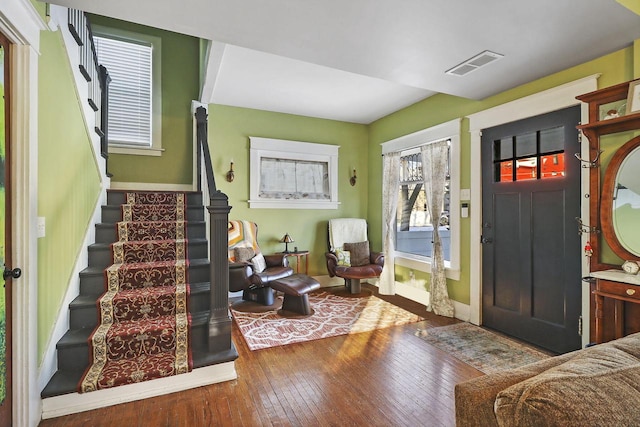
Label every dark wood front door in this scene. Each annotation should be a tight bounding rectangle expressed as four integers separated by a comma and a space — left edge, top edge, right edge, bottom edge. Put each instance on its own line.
481, 106, 582, 354
0, 32, 12, 427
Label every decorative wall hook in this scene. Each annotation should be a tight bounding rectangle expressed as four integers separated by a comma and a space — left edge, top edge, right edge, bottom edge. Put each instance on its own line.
350, 169, 357, 186
575, 217, 599, 235
574, 150, 603, 168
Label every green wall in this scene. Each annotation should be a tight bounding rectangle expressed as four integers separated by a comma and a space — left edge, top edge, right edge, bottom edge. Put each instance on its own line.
89, 16, 200, 185
38, 30, 102, 361
208, 105, 369, 275
368, 46, 637, 305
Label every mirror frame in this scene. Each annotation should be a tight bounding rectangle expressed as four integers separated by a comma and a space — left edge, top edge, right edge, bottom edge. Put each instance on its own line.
600, 134, 640, 262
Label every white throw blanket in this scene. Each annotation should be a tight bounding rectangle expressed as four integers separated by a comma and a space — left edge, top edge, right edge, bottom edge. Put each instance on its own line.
329, 218, 368, 251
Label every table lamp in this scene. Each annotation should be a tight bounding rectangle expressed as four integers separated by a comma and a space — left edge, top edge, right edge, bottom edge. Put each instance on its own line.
280, 233, 294, 253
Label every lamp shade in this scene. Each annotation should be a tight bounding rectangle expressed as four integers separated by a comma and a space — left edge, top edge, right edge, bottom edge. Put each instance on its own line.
280, 233, 294, 243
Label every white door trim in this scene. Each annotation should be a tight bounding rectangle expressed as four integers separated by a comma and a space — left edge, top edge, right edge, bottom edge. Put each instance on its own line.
0, 1, 47, 426
467, 74, 599, 349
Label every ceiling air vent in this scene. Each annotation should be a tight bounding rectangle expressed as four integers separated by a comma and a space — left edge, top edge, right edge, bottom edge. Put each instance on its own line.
446, 50, 504, 76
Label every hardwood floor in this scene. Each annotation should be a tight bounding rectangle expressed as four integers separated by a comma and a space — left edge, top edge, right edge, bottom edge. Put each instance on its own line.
39, 285, 483, 427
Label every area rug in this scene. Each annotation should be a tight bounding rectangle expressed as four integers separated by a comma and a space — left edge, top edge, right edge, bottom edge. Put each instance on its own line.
415, 323, 550, 374
231, 290, 424, 350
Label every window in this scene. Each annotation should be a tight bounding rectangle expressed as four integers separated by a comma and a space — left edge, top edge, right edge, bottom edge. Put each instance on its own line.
493, 126, 565, 182
381, 119, 461, 279
396, 142, 451, 260
93, 27, 162, 156
249, 137, 340, 209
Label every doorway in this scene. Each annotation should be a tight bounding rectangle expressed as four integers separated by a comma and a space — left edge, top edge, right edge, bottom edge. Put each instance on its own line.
0, 31, 12, 427
481, 106, 582, 354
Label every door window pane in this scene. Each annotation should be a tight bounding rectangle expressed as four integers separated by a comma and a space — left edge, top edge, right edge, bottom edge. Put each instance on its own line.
540, 126, 564, 153
515, 132, 537, 157
494, 138, 513, 160
540, 153, 565, 178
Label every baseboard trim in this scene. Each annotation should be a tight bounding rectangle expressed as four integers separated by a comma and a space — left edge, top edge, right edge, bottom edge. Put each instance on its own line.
41, 362, 237, 419
110, 181, 196, 192
313, 275, 344, 288
386, 281, 471, 322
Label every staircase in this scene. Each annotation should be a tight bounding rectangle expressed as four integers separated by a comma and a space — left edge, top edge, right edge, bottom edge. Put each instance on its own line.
41, 190, 237, 412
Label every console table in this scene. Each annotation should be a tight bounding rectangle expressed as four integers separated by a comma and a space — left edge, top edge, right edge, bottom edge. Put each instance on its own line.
590, 270, 640, 343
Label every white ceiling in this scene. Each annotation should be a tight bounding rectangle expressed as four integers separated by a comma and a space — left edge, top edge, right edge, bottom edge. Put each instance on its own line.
47, 0, 640, 124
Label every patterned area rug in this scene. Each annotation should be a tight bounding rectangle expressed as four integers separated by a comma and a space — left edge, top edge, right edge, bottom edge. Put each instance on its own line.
78, 192, 192, 392
416, 322, 550, 374
232, 290, 424, 350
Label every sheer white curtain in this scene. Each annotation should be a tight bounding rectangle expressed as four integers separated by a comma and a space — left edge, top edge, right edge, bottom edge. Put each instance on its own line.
421, 141, 454, 317
379, 152, 400, 295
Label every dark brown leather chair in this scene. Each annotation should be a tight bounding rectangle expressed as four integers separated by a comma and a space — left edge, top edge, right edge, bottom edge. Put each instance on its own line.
324, 218, 384, 294
228, 220, 293, 305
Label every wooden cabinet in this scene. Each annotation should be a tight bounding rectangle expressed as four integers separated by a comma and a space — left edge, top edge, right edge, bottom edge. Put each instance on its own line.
576, 79, 640, 344
591, 271, 640, 343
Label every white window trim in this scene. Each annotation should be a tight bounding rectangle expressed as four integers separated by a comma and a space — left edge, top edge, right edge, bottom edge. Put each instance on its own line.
93, 25, 163, 156
249, 137, 340, 209
381, 118, 461, 280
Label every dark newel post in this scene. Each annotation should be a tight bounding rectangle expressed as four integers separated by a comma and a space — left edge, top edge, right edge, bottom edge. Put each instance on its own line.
207, 193, 232, 352
194, 106, 233, 352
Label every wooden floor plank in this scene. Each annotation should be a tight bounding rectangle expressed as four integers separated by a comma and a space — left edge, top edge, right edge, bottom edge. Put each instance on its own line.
39, 285, 484, 427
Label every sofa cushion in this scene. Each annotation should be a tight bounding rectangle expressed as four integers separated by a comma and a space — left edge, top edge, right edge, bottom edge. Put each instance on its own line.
344, 241, 370, 266
494, 346, 640, 427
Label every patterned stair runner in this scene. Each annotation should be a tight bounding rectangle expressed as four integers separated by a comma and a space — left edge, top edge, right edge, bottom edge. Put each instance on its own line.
78, 192, 192, 392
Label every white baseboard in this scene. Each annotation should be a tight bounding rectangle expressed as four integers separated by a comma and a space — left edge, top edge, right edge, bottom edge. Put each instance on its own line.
312, 275, 344, 288
110, 181, 197, 192
378, 281, 471, 322
41, 362, 237, 419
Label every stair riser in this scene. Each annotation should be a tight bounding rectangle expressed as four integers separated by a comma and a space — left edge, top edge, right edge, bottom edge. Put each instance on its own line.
106, 191, 203, 207
95, 222, 206, 244
78, 271, 105, 297
56, 320, 210, 372
87, 241, 209, 269
69, 305, 98, 330
57, 343, 89, 372
70, 286, 211, 330
101, 206, 204, 224
189, 290, 211, 313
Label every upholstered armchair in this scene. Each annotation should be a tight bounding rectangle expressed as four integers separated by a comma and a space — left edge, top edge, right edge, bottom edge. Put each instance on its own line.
325, 218, 384, 294
228, 220, 293, 305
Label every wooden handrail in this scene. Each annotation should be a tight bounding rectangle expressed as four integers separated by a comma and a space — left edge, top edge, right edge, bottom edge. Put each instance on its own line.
195, 107, 217, 195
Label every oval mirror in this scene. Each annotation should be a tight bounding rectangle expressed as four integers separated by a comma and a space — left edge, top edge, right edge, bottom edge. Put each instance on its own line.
601, 135, 640, 260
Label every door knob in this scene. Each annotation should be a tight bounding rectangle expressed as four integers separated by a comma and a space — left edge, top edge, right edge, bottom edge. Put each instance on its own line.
480, 236, 493, 244
3, 266, 22, 280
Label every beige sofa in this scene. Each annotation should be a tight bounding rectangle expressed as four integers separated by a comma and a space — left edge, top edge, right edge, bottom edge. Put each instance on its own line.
454, 332, 640, 426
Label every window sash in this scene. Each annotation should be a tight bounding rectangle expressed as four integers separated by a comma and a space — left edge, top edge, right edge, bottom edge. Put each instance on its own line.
95, 35, 152, 147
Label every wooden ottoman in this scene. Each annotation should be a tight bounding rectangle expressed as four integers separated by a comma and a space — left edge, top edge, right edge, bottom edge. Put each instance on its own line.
270, 274, 321, 315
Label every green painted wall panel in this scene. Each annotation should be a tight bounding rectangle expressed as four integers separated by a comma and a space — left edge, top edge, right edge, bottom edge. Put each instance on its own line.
90, 16, 200, 185
368, 46, 637, 305
208, 105, 368, 276
37, 30, 102, 361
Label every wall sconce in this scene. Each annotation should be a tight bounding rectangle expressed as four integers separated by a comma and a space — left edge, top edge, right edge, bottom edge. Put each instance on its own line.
350, 169, 357, 186
280, 233, 294, 253
226, 161, 235, 182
